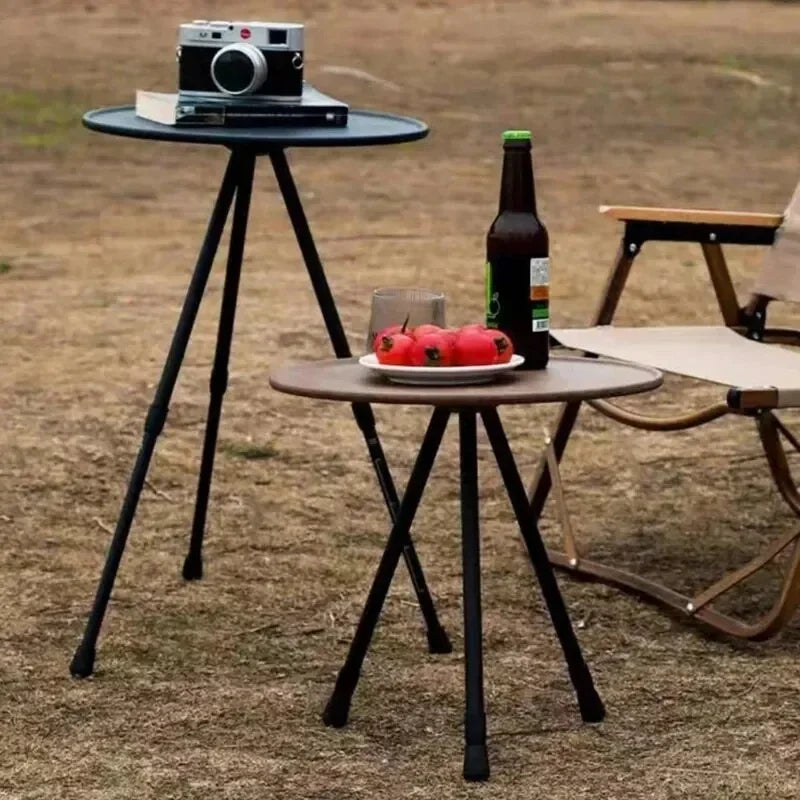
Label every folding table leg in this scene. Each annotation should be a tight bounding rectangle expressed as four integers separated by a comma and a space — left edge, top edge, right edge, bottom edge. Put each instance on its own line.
480, 408, 605, 723
458, 411, 490, 782
69, 153, 240, 678
323, 409, 450, 728
183, 149, 256, 580
269, 148, 451, 654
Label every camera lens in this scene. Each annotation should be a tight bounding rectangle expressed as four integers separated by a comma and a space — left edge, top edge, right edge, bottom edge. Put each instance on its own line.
210, 43, 267, 96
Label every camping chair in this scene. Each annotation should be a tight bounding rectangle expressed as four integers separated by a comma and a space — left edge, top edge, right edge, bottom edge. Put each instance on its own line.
530, 180, 800, 640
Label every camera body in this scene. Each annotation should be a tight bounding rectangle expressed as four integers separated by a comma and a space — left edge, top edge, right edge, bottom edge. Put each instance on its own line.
177, 20, 304, 101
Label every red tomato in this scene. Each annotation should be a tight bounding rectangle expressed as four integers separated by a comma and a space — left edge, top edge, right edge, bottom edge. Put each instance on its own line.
411, 324, 443, 340
409, 332, 454, 366
372, 324, 404, 353
441, 328, 459, 347
375, 332, 415, 365
454, 329, 496, 366
458, 323, 488, 334
483, 330, 514, 363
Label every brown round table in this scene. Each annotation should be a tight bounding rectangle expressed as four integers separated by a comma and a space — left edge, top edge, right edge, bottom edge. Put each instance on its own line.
269, 355, 662, 782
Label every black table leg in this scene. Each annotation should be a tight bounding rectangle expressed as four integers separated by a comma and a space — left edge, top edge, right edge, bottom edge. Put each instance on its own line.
183, 149, 256, 580
323, 408, 450, 728
69, 153, 240, 678
458, 411, 490, 782
480, 408, 605, 723
268, 148, 451, 654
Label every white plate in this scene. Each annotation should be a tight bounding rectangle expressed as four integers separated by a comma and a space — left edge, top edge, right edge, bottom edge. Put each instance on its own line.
358, 353, 525, 386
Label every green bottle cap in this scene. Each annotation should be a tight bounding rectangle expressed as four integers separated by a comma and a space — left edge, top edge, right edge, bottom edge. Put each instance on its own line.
503, 130, 532, 141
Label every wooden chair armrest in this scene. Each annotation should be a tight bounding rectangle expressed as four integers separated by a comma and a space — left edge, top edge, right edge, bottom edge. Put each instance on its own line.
599, 205, 783, 228
727, 386, 800, 411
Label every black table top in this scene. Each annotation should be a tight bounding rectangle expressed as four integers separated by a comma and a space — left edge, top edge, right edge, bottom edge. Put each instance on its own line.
82, 106, 428, 149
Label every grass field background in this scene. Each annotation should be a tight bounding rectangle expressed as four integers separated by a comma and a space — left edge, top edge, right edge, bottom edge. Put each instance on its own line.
1, 2, 800, 798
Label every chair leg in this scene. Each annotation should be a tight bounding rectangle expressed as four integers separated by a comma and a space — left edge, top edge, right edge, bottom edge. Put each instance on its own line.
772, 414, 800, 455
546, 549, 800, 641
594, 234, 641, 326
701, 242, 742, 327
746, 412, 800, 638
744, 539, 800, 640
540, 411, 800, 641
531, 234, 639, 516
481, 409, 605, 723
323, 409, 450, 728
529, 400, 583, 521
69, 153, 239, 678
459, 411, 490, 782
183, 149, 256, 581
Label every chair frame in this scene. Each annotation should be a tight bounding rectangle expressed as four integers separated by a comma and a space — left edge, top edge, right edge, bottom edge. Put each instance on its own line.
531, 205, 800, 640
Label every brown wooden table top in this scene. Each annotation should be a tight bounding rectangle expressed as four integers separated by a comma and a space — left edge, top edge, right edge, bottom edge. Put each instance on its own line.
269, 355, 662, 407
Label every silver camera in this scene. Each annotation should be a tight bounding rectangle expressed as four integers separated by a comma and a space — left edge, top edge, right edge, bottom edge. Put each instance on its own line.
177, 20, 304, 101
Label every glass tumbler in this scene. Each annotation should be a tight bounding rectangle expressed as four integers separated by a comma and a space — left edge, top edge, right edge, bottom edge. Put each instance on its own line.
365, 287, 446, 352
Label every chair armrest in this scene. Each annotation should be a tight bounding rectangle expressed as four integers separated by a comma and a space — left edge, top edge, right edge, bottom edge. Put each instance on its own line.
600, 205, 783, 229
727, 386, 800, 411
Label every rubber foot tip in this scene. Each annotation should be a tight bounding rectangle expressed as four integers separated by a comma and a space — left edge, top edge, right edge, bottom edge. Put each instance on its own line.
579, 691, 606, 723
69, 644, 96, 679
427, 626, 453, 655
182, 554, 203, 581
463, 744, 490, 782
322, 694, 351, 729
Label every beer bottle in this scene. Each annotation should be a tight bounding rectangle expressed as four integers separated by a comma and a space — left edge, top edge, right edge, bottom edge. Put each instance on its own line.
485, 130, 550, 369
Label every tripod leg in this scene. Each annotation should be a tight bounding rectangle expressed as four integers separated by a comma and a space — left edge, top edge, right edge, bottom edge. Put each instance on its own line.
353, 404, 451, 653
269, 148, 450, 654
69, 153, 239, 678
183, 149, 257, 580
323, 409, 450, 728
459, 411, 490, 782
480, 408, 605, 723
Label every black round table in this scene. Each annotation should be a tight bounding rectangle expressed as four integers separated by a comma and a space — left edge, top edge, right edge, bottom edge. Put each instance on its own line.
82, 105, 428, 149
70, 106, 451, 681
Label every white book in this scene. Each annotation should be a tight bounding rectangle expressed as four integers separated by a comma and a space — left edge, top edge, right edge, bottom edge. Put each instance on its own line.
134, 91, 213, 125
135, 85, 349, 127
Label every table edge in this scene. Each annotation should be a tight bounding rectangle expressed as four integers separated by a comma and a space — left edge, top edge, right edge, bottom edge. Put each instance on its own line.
82, 105, 429, 148
268, 355, 664, 407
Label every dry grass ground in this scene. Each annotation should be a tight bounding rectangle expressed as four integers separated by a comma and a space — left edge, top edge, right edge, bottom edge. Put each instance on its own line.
2, 1, 800, 797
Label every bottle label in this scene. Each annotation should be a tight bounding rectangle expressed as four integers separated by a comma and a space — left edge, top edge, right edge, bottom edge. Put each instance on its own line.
530, 257, 550, 331
485, 255, 549, 337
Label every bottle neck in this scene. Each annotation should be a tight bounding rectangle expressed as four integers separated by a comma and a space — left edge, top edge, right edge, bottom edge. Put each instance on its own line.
498, 144, 537, 215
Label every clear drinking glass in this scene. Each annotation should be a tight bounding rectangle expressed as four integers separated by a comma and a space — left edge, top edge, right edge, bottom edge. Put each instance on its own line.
366, 287, 446, 352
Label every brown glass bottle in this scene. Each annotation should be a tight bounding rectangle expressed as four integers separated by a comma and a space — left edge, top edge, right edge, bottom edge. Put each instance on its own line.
485, 130, 549, 369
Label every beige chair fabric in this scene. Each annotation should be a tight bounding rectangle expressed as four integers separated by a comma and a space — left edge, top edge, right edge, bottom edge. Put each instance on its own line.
755, 180, 800, 303
553, 326, 800, 405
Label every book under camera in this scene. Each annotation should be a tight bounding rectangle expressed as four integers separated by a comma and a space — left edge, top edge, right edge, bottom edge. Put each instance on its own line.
135, 85, 349, 127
